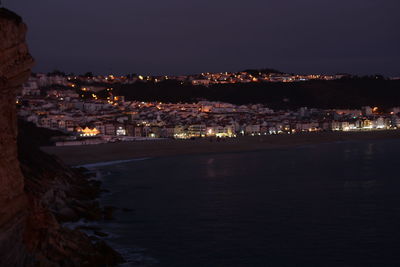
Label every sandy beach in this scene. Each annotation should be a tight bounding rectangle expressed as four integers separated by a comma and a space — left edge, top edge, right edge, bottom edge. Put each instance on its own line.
40, 130, 400, 166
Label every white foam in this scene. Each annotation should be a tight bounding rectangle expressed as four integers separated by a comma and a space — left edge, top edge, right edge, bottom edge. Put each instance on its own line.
115, 247, 159, 267
76, 158, 151, 169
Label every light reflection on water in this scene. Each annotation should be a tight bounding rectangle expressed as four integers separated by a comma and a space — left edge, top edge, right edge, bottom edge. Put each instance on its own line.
94, 139, 400, 267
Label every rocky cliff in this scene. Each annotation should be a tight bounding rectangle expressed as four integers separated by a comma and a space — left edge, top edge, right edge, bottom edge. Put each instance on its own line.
0, 8, 32, 216
0, 8, 123, 266
0, 8, 34, 266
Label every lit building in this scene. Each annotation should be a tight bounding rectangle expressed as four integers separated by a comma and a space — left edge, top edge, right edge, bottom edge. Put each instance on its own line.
77, 127, 100, 137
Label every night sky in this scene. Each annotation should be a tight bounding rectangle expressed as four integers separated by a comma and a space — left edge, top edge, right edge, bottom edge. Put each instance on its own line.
7, 0, 400, 76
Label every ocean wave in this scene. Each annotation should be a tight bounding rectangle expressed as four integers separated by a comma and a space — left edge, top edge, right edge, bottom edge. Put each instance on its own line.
115, 246, 159, 267
76, 158, 151, 169
63, 219, 92, 230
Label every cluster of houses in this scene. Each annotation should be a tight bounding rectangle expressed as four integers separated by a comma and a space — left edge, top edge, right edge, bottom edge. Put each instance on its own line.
18, 74, 400, 146
190, 72, 346, 86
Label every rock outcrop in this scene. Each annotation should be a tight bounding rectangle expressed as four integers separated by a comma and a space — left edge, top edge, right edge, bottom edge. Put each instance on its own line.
0, 8, 33, 215
0, 8, 34, 266
0, 8, 123, 266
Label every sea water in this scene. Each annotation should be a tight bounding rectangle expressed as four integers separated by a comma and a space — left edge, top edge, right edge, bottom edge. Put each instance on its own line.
90, 139, 400, 267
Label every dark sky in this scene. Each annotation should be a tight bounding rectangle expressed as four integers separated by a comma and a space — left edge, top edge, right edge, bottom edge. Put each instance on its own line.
8, 0, 400, 76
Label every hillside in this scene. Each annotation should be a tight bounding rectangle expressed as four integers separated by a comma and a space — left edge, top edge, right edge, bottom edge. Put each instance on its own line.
105, 78, 400, 109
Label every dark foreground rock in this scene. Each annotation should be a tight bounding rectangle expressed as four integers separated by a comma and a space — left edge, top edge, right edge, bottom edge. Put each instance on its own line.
18, 120, 126, 266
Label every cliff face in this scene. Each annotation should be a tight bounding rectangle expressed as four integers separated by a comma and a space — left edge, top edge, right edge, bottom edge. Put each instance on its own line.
0, 8, 33, 212
0, 8, 34, 266
0, 9, 123, 266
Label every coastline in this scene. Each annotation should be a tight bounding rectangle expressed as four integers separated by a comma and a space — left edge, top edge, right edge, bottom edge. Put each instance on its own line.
74, 132, 400, 267
18, 127, 126, 265
75, 157, 151, 169
42, 130, 400, 166
69, 165, 159, 266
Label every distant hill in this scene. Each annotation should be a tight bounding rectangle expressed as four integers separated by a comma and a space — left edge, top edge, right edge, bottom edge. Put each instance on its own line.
106, 77, 400, 109
241, 68, 285, 75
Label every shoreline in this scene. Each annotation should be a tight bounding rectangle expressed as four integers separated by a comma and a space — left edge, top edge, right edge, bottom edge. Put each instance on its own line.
42, 130, 400, 166
68, 130, 400, 267
66, 166, 159, 266
75, 157, 151, 168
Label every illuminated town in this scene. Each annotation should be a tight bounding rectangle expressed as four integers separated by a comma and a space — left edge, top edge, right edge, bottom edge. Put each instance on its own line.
18, 72, 400, 146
